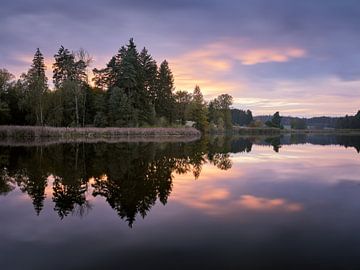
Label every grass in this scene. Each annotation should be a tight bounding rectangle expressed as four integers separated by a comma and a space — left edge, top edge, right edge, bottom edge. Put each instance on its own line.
0, 126, 201, 141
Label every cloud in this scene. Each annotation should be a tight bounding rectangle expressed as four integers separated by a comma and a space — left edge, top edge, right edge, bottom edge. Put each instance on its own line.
237, 195, 302, 212
238, 48, 306, 65
168, 40, 306, 94
2, 0, 360, 116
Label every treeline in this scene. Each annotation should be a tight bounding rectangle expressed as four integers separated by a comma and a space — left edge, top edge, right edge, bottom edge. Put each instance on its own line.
336, 111, 360, 129
0, 38, 254, 132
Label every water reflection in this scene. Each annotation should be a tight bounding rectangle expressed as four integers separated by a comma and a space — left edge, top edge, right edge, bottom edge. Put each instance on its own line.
0, 134, 359, 227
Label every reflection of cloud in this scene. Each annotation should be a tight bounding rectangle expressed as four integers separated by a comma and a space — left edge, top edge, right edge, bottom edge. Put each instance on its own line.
237, 195, 302, 212
172, 167, 303, 215
200, 188, 230, 201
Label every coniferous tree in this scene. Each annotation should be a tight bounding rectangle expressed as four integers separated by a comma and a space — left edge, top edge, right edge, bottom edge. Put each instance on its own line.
138, 47, 157, 124
24, 48, 48, 125
266, 111, 283, 128
156, 60, 175, 123
108, 87, 133, 126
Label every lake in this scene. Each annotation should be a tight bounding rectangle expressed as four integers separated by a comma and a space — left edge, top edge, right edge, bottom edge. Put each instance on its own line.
1, 134, 360, 269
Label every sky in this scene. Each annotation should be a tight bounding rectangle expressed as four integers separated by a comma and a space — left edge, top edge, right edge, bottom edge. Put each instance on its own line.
1, 0, 360, 117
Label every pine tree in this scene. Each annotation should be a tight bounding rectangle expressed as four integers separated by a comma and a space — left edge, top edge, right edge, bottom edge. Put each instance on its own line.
156, 60, 175, 123
107, 87, 133, 126
138, 47, 157, 124
53, 46, 77, 88
25, 48, 48, 125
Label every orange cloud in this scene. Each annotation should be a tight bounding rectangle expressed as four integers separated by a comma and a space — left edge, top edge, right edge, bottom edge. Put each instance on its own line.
168, 40, 306, 95
238, 48, 306, 65
200, 188, 230, 201
237, 195, 302, 212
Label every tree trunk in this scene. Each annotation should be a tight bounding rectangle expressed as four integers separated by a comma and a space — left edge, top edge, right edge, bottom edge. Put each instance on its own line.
75, 94, 79, 127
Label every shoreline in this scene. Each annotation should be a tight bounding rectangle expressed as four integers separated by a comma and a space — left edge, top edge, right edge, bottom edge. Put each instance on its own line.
0, 126, 201, 143
233, 127, 360, 135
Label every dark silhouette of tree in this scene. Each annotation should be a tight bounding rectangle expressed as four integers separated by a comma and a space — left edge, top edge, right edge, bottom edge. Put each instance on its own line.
266, 111, 283, 129
155, 60, 175, 123
336, 111, 360, 129
23, 48, 48, 125
231, 109, 253, 126
188, 85, 208, 133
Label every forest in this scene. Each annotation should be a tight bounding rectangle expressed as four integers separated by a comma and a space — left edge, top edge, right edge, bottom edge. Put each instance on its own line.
0, 39, 253, 133
1, 38, 359, 132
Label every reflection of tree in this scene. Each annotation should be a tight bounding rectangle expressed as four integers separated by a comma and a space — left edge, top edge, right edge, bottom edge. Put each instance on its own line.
92, 150, 175, 227
336, 135, 360, 153
16, 170, 47, 215
0, 139, 236, 225
209, 153, 232, 170
0, 168, 15, 195
265, 137, 282, 153
12, 147, 48, 215
52, 176, 89, 219
0, 151, 14, 195
50, 144, 90, 219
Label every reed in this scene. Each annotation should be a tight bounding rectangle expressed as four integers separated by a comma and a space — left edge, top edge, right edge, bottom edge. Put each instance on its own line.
0, 126, 201, 140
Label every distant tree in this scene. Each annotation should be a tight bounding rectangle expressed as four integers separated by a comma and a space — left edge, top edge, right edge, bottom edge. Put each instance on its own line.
336, 111, 360, 129
266, 111, 283, 129
231, 109, 253, 126
290, 118, 307, 129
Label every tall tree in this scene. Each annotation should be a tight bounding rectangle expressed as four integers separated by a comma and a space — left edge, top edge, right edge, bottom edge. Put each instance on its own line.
189, 85, 208, 132
24, 48, 48, 125
208, 94, 233, 130
107, 87, 133, 126
0, 69, 14, 124
138, 47, 157, 124
174, 90, 192, 124
53, 46, 88, 127
156, 60, 175, 123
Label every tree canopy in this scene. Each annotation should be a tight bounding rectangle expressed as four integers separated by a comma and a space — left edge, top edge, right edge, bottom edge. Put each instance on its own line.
0, 39, 259, 132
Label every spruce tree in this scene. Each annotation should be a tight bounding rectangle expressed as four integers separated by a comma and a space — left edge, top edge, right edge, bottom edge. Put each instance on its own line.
139, 47, 157, 124
156, 60, 175, 123
25, 48, 48, 125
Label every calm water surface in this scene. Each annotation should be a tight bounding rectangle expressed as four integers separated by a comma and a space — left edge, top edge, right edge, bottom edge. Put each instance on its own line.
1, 135, 360, 270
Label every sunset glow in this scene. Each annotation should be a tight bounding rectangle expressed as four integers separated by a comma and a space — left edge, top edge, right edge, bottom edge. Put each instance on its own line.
2, 0, 360, 116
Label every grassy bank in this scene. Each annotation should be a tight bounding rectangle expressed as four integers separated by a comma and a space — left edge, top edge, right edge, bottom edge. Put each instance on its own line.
0, 126, 201, 142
